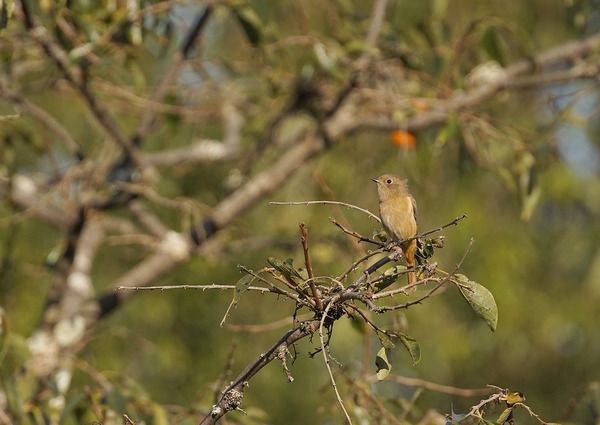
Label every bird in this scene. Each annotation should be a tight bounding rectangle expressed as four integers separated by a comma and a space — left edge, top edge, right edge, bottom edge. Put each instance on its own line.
372, 174, 418, 286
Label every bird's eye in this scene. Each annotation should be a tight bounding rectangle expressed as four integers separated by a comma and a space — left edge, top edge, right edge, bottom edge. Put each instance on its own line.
386, 179, 393, 184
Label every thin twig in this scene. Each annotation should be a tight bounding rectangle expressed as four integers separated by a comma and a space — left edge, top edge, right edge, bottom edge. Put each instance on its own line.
365, 0, 391, 47
117, 283, 269, 292
300, 223, 323, 311
372, 375, 493, 397
213, 340, 238, 404
373, 275, 440, 299
270, 201, 381, 222
345, 305, 392, 337
465, 392, 503, 418
399, 387, 423, 422
418, 214, 468, 238
329, 217, 382, 245
337, 248, 385, 282
131, 5, 214, 145
200, 318, 321, 424
514, 402, 548, 425
312, 170, 368, 258
320, 301, 353, 425
116, 282, 309, 308
224, 313, 313, 333
371, 239, 474, 310
264, 269, 317, 308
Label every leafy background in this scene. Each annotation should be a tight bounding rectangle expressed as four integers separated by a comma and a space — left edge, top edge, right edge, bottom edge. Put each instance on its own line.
1, 0, 600, 424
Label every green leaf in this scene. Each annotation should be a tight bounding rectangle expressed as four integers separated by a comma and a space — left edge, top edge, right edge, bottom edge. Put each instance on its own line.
481, 26, 504, 65
373, 228, 389, 243
375, 346, 392, 380
456, 274, 498, 332
374, 265, 406, 292
516, 151, 541, 222
380, 330, 421, 365
396, 332, 421, 365
375, 330, 395, 349
267, 257, 306, 287
496, 407, 513, 425
0, 0, 8, 31
233, 274, 254, 305
230, 3, 263, 47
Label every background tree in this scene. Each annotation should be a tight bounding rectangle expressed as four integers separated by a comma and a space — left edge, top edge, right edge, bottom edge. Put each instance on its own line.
1, 0, 600, 424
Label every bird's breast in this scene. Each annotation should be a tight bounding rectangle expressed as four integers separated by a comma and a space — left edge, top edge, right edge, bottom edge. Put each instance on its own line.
379, 196, 417, 241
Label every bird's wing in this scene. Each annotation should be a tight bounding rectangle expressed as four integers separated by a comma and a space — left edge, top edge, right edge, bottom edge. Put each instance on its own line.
410, 195, 418, 222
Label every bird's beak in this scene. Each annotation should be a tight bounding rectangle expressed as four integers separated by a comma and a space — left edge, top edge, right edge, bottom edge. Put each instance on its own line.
371, 178, 379, 183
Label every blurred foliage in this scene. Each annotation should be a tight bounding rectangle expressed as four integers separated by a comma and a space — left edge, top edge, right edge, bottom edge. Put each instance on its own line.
1, 0, 600, 424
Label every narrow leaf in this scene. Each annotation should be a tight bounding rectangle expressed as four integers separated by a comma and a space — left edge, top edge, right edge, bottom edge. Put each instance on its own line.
496, 407, 513, 425
374, 265, 406, 292
230, 4, 263, 47
375, 330, 395, 349
456, 274, 498, 332
481, 26, 504, 65
0, 0, 8, 31
267, 257, 306, 287
233, 274, 254, 305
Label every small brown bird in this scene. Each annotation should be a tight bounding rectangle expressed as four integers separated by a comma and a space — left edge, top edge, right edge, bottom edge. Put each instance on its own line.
372, 174, 418, 286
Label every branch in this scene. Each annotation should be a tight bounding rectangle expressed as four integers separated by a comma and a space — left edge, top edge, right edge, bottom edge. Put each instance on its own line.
270, 200, 381, 222
130, 5, 214, 145
300, 223, 323, 311
140, 103, 242, 167
336, 32, 600, 135
200, 318, 322, 424
18, 0, 140, 164
320, 302, 353, 424
329, 217, 382, 245
376, 375, 493, 397
372, 239, 474, 310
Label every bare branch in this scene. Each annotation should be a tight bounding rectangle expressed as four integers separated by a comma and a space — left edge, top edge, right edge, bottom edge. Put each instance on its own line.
320, 302, 353, 424
270, 200, 381, 222
365, 0, 391, 47
201, 318, 322, 424
373, 375, 493, 397
331, 32, 600, 135
131, 5, 214, 145
300, 223, 323, 311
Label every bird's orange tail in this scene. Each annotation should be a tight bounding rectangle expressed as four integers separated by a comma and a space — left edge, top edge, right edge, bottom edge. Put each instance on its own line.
403, 239, 417, 288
